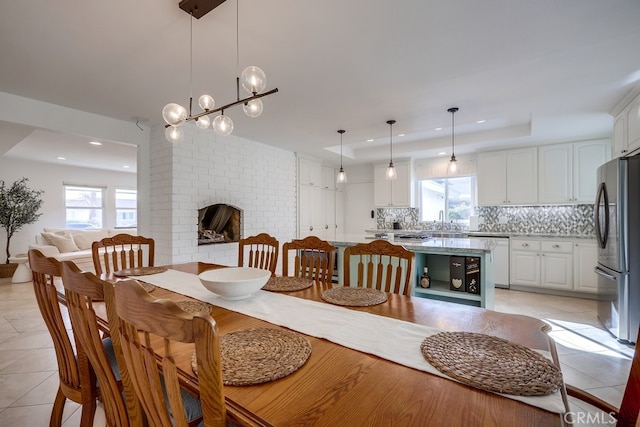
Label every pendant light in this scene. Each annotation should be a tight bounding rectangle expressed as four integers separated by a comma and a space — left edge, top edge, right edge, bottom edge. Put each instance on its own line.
336, 130, 347, 183
447, 107, 459, 175
385, 120, 397, 180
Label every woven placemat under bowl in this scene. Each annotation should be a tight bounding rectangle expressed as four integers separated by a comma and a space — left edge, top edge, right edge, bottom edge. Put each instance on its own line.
113, 266, 168, 277
175, 300, 212, 315
262, 276, 313, 292
321, 287, 388, 306
191, 328, 311, 386
420, 332, 563, 396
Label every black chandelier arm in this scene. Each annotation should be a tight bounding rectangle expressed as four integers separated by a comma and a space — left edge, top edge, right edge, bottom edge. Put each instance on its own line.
186, 88, 279, 122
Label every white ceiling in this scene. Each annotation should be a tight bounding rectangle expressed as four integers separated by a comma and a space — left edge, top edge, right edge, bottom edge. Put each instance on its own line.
1, 0, 640, 173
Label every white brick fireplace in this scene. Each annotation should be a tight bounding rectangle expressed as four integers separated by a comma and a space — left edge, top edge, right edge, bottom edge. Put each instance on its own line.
149, 125, 297, 272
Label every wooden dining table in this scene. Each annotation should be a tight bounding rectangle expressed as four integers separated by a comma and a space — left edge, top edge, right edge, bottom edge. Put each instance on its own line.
98, 261, 565, 426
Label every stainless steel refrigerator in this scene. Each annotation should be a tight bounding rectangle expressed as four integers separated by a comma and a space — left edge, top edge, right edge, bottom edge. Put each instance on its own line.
595, 156, 640, 343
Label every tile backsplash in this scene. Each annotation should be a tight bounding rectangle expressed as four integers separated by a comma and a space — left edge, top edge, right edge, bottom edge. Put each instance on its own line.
376, 204, 595, 236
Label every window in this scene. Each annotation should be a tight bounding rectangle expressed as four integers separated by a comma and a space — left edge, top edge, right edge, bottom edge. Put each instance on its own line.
115, 188, 137, 228
419, 176, 476, 226
64, 185, 104, 228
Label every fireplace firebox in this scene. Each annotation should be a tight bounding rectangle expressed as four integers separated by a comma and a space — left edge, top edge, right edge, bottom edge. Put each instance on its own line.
198, 203, 241, 245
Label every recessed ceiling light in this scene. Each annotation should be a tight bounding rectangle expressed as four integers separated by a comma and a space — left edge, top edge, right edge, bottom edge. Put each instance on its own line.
57, 156, 66, 160
122, 165, 130, 169
476, 120, 486, 124
367, 139, 374, 142
89, 141, 102, 146
438, 152, 447, 156
398, 133, 405, 137
435, 127, 442, 131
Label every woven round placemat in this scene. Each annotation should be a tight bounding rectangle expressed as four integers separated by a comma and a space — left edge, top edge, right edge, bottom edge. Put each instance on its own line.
262, 276, 313, 292
420, 332, 563, 396
191, 328, 312, 386
321, 287, 388, 306
175, 300, 212, 315
113, 266, 168, 277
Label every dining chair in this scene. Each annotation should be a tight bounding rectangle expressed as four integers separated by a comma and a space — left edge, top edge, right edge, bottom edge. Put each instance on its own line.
343, 239, 415, 296
282, 235, 335, 286
92, 233, 155, 276
565, 326, 640, 427
28, 249, 97, 427
107, 278, 226, 427
238, 232, 279, 275
60, 260, 145, 427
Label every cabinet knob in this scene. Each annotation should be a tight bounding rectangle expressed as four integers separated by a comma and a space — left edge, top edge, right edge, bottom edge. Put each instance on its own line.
522, 243, 529, 247
309, 226, 313, 231
325, 225, 329, 229
552, 244, 560, 248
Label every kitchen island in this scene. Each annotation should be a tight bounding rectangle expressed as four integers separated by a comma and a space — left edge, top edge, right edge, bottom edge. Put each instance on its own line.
330, 234, 497, 309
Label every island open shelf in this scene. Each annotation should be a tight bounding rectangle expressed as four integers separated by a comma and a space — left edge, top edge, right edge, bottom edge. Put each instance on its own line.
330, 236, 496, 309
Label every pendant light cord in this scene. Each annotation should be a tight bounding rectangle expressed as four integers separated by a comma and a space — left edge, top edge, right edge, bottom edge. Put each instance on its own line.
189, 11, 193, 115
236, 0, 240, 101
451, 110, 454, 156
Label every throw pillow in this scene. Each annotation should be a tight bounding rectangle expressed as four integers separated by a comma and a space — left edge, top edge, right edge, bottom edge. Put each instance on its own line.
72, 229, 109, 250
41, 230, 70, 246
42, 232, 80, 253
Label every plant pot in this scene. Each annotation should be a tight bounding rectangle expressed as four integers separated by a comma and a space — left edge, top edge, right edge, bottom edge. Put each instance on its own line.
0, 263, 18, 278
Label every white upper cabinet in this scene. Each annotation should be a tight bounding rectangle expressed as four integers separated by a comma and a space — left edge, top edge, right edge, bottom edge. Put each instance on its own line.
374, 160, 414, 207
538, 140, 609, 204
298, 157, 322, 186
611, 86, 640, 158
321, 166, 336, 190
573, 140, 609, 202
539, 144, 573, 204
477, 148, 536, 205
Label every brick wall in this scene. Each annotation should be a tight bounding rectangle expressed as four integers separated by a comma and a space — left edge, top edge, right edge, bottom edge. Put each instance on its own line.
149, 125, 297, 272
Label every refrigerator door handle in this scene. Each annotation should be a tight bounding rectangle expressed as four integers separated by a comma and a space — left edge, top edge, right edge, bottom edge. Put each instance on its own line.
594, 266, 617, 281
594, 182, 609, 249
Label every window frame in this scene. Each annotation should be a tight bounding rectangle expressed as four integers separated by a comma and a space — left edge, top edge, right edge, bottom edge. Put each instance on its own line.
418, 175, 477, 225
64, 184, 105, 229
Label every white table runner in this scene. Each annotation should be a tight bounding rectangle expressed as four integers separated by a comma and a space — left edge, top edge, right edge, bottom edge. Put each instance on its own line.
135, 269, 565, 414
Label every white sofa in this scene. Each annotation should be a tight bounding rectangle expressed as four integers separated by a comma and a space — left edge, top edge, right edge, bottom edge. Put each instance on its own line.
29, 227, 138, 273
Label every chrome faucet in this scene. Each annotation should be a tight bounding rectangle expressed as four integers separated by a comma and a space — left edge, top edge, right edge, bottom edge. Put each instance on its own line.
438, 210, 444, 230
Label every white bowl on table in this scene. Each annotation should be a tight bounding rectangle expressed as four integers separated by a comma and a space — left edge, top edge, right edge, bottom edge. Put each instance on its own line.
198, 267, 271, 300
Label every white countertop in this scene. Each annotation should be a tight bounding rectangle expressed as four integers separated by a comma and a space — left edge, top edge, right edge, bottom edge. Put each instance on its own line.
330, 234, 495, 254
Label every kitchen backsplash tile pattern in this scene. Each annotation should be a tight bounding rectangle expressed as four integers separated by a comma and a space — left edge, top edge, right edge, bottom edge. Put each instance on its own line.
376, 204, 594, 236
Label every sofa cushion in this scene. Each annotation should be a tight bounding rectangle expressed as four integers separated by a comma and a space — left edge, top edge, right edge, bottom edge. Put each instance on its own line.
42, 232, 80, 253
72, 229, 110, 250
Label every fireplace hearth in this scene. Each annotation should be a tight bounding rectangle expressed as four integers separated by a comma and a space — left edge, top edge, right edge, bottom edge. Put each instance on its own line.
198, 203, 241, 245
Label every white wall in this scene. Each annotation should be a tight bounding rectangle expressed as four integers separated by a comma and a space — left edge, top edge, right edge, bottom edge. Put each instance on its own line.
0, 157, 136, 260
148, 125, 298, 272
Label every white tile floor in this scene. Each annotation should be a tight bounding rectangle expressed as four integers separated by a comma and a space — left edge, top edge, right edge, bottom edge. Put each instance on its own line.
0, 277, 633, 425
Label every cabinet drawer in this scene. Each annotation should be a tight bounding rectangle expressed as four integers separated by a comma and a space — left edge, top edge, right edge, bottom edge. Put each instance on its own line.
541, 241, 573, 253
510, 239, 540, 252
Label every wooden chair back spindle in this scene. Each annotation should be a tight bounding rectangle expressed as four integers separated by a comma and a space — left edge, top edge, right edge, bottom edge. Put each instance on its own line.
238, 233, 279, 275
343, 239, 415, 296
282, 236, 335, 286
92, 234, 155, 276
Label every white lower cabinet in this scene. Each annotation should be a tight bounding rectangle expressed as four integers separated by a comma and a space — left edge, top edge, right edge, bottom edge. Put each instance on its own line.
540, 241, 573, 290
510, 238, 597, 293
510, 239, 541, 287
573, 241, 598, 293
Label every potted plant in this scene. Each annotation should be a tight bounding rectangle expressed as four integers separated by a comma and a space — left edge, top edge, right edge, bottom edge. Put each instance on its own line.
0, 178, 44, 277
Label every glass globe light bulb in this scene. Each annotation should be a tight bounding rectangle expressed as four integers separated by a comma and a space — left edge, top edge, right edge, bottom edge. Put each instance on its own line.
385, 163, 397, 180
337, 168, 347, 183
162, 103, 188, 126
240, 66, 267, 94
165, 125, 184, 143
212, 115, 234, 136
243, 99, 263, 118
195, 115, 211, 129
198, 94, 215, 111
